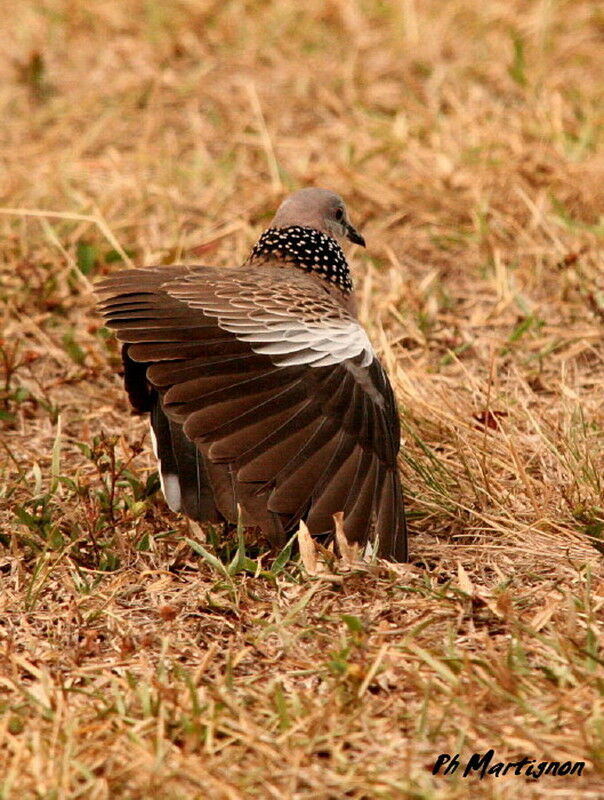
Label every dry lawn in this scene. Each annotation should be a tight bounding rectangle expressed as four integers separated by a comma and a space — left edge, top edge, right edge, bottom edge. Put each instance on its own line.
1, 1, 604, 798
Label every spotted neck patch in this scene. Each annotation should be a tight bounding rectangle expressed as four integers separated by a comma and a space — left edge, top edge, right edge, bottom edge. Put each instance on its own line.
248, 226, 353, 294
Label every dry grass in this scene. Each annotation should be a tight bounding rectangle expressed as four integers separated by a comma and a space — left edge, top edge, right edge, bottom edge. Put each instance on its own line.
1, 0, 604, 797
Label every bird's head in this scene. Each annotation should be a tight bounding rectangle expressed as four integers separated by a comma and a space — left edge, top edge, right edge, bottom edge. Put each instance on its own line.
270, 188, 365, 247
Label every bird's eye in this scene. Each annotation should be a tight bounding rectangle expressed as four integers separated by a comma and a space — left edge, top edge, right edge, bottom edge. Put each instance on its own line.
334, 208, 344, 222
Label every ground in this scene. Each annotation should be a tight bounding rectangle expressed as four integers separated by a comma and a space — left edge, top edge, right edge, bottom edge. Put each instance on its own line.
1, 1, 604, 798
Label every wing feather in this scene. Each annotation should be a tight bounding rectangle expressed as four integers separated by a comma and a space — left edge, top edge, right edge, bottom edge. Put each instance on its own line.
97, 265, 407, 560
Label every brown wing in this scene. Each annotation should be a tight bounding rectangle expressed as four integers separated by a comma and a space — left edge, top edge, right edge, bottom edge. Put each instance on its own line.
96, 266, 407, 561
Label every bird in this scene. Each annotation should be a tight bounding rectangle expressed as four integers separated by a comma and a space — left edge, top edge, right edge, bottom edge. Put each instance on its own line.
96, 188, 407, 561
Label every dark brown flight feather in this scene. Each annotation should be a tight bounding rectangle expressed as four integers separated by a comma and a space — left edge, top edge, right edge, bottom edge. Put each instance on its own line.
96, 188, 407, 561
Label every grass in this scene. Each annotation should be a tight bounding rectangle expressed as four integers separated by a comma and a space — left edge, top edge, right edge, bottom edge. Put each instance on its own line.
1, 0, 604, 797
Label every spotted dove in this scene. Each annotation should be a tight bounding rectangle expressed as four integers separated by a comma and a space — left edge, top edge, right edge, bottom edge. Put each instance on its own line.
96, 188, 408, 561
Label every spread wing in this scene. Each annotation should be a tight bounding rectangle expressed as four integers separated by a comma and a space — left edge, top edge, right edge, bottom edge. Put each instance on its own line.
96, 266, 407, 561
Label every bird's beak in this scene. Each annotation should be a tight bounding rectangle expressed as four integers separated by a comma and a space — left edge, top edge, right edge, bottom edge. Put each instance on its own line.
346, 222, 366, 247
